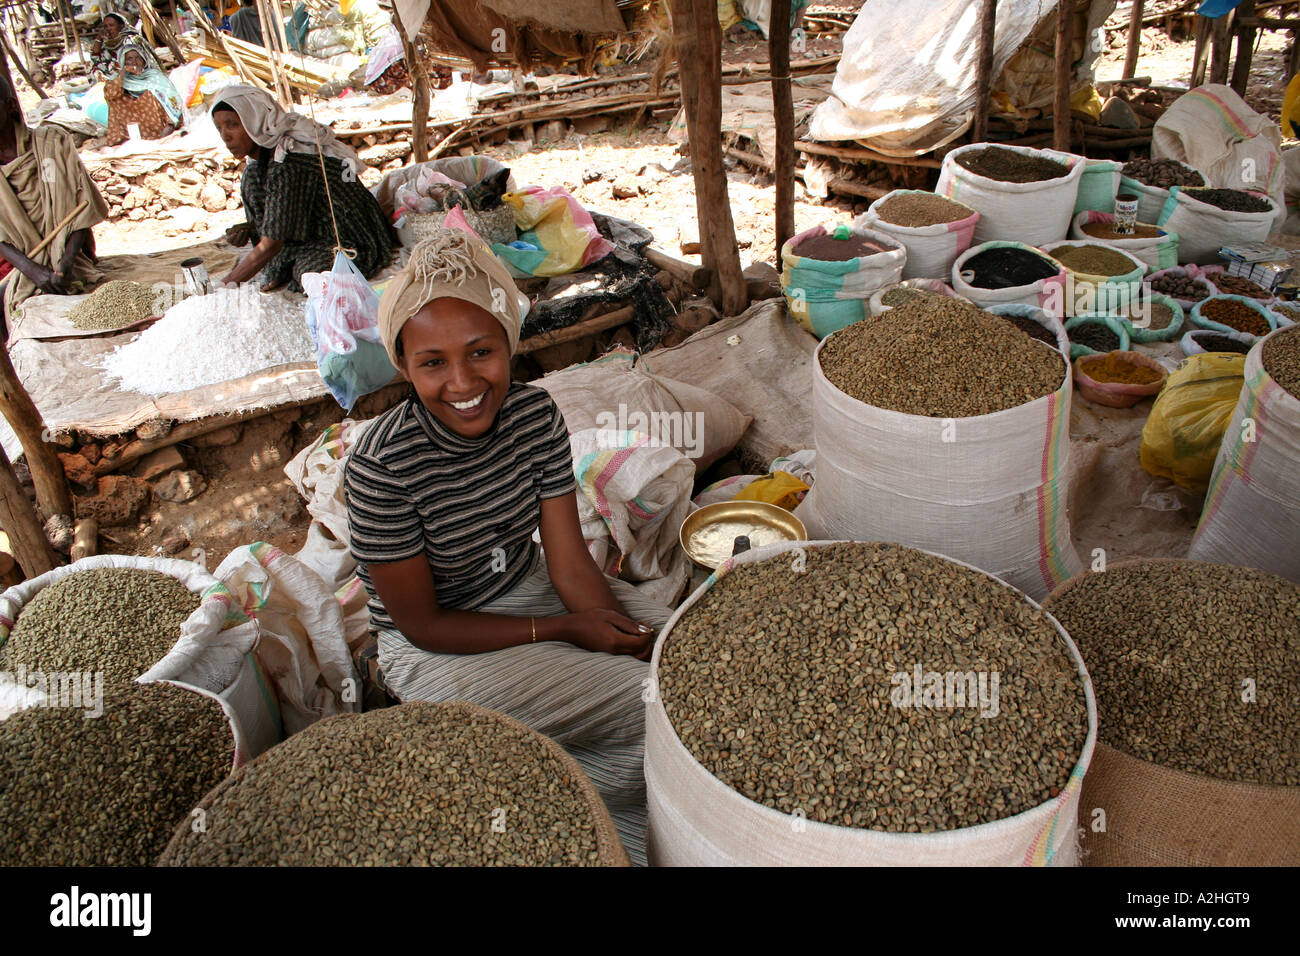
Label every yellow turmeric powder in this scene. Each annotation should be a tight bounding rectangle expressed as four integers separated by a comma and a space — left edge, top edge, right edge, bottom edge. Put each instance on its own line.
1080, 351, 1163, 385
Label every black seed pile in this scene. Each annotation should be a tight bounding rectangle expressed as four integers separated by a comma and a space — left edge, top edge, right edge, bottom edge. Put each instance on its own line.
1000, 314, 1059, 346
1193, 333, 1252, 355
1183, 187, 1272, 213
961, 247, 1061, 289
1069, 322, 1121, 353
956, 146, 1070, 183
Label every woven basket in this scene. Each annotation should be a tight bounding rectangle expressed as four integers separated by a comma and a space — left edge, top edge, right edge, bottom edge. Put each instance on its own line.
1043, 558, 1300, 866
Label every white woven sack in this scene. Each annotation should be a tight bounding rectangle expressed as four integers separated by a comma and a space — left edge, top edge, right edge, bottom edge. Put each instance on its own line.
644, 538, 1098, 866
936, 145, 1085, 247
1157, 187, 1279, 265
794, 337, 1082, 600
950, 242, 1067, 314
856, 191, 979, 279
1188, 331, 1300, 582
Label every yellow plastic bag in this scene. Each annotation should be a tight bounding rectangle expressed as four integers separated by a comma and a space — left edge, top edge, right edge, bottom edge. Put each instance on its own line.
1071, 85, 1104, 123
1140, 354, 1245, 493
732, 471, 810, 511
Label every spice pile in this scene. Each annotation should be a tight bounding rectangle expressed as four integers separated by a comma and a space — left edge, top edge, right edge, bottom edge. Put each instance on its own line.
1144, 302, 1175, 331
0, 681, 234, 865
1193, 332, 1252, 355
1151, 272, 1211, 301
961, 247, 1060, 289
1200, 298, 1271, 337
1262, 324, 1300, 398
1068, 321, 1121, 353
1210, 273, 1270, 299
158, 703, 610, 866
1080, 220, 1163, 241
1184, 187, 1272, 213
1121, 158, 1204, 188
2, 569, 201, 686
1050, 244, 1138, 277
820, 298, 1066, 417
102, 288, 315, 396
1044, 561, 1299, 786
999, 313, 1058, 346
67, 280, 169, 331
1077, 352, 1162, 385
876, 193, 972, 227
955, 146, 1069, 184
659, 542, 1089, 832
794, 232, 887, 262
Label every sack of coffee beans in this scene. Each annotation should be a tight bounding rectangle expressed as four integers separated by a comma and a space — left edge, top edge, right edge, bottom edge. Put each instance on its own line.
858, 190, 979, 280
1043, 241, 1147, 318
867, 278, 966, 316
936, 144, 1085, 247
781, 223, 906, 338
1044, 559, 1299, 865
1190, 294, 1278, 339
1073, 159, 1121, 217
1119, 157, 1205, 223
645, 539, 1096, 866
950, 241, 1067, 314
796, 298, 1081, 600
1156, 185, 1280, 264
158, 701, 630, 866
1069, 211, 1179, 272
1189, 325, 1300, 582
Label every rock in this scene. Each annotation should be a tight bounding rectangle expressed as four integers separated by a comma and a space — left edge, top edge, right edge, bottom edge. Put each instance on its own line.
190, 424, 242, 448
57, 452, 97, 492
743, 261, 782, 301
127, 208, 146, 221
1100, 96, 1140, 130
50, 431, 76, 449
177, 169, 203, 185
224, 196, 241, 211
359, 141, 411, 167
153, 469, 207, 504
572, 115, 609, 135
674, 302, 719, 335
639, 163, 669, 183
79, 443, 101, 465
537, 120, 567, 143
582, 168, 604, 184
135, 419, 173, 441
611, 177, 639, 200
159, 528, 190, 556
200, 182, 227, 213
134, 446, 185, 480
680, 239, 701, 255
75, 475, 150, 527
608, 328, 637, 352
531, 338, 594, 373
736, 234, 753, 250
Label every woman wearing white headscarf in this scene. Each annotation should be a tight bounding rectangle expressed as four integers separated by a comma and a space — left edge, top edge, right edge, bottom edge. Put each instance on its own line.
210, 84, 394, 291
342, 228, 672, 865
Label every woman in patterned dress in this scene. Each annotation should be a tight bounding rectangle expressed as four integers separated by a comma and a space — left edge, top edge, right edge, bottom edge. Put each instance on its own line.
103, 49, 184, 145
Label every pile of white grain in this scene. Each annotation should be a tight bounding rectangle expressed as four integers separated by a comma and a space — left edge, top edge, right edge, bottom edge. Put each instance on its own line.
102, 288, 315, 395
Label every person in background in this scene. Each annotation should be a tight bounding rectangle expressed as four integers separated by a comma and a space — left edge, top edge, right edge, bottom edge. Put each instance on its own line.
343, 227, 672, 865
90, 13, 135, 78
103, 47, 185, 145
0, 75, 108, 321
228, 0, 263, 45
209, 84, 394, 291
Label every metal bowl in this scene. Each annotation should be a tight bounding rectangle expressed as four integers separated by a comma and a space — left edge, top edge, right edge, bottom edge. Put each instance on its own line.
679, 501, 808, 570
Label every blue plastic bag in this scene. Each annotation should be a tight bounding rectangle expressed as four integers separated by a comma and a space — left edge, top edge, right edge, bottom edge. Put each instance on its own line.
303, 252, 397, 411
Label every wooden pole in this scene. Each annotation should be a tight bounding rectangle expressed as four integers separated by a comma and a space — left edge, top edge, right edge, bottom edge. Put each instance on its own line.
667, 0, 746, 315
769, 0, 793, 262
972, 0, 996, 142
0, 27, 48, 98
137, 0, 187, 65
1191, 14, 1212, 87
1230, 1, 1258, 96
61, 0, 83, 65
1210, 12, 1233, 84
404, 30, 430, 163
1054, 0, 1074, 151
54, 0, 69, 56
183, 0, 258, 86
254, 0, 290, 106
0, 443, 56, 578
1123, 0, 1145, 79
0, 346, 72, 523
268, 0, 299, 102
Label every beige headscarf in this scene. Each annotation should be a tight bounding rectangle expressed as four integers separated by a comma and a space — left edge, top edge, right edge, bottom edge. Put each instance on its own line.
210, 84, 362, 170
378, 227, 523, 367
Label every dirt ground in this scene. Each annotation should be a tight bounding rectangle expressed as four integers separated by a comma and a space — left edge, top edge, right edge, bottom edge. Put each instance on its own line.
68, 18, 1298, 569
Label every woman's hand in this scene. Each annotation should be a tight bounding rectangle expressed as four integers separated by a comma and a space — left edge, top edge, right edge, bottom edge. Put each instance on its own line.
564, 608, 656, 660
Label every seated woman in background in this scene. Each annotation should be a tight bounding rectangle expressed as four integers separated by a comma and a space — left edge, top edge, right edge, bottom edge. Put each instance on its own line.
209, 84, 395, 291
104, 48, 185, 145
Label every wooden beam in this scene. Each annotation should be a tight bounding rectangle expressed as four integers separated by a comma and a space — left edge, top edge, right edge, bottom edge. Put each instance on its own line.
516, 305, 635, 354
1054, 0, 1074, 152
1123, 0, 1145, 79
405, 32, 430, 163
1210, 11, 1233, 84
973, 0, 996, 142
0, 26, 47, 97
1191, 14, 1212, 86
795, 139, 943, 169
0, 443, 56, 579
646, 246, 711, 290
268, 0, 299, 102
769, 0, 794, 261
135, 0, 186, 65
255, 0, 291, 106
0, 346, 71, 522
183, 0, 259, 86
1230, 1, 1258, 95
668, 0, 746, 315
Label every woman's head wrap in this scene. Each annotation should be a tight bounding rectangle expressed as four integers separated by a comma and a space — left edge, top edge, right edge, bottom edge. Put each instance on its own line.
378, 227, 523, 367
208, 84, 361, 170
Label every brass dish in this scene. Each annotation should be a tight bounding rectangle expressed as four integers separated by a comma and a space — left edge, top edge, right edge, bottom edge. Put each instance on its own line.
679, 501, 808, 570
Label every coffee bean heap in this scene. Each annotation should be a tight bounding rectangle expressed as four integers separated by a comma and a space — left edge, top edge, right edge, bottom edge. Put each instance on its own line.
1068, 321, 1121, 353
955, 146, 1069, 183
158, 703, 609, 866
1200, 298, 1271, 337
876, 193, 972, 227
1271, 303, 1300, 324
659, 542, 1090, 832
1044, 562, 1299, 786
819, 297, 1066, 417
1192, 332, 1252, 355
67, 280, 165, 331
1150, 272, 1211, 301
3, 569, 201, 687
1211, 274, 1270, 299
1121, 158, 1204, 188
880, 287, 934, 308
1184, 187, 1272, 213
1262, 324, 1300, 399
0, 681, 234, 865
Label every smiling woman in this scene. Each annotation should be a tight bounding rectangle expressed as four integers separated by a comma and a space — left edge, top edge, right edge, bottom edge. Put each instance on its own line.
342, 228, 673, 865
